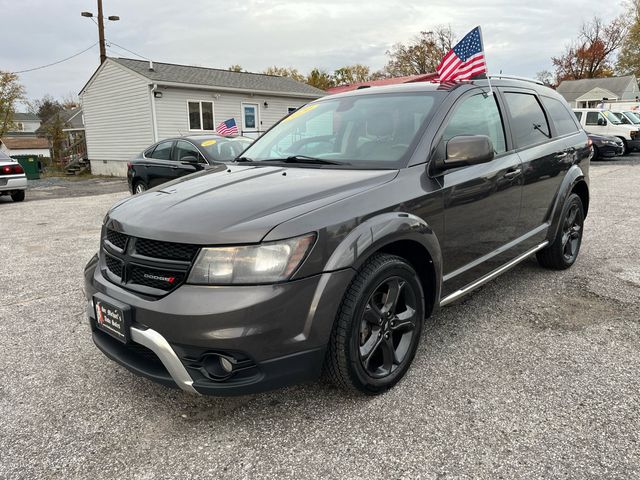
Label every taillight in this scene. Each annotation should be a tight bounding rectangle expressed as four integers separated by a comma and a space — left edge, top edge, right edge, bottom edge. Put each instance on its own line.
0, 164, 24, 175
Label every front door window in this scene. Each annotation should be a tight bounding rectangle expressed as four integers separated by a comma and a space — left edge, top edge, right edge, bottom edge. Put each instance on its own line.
242, 103, 258, 132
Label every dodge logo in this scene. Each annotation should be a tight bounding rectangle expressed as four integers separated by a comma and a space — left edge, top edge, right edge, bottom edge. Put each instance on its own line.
143, 273, 176, 284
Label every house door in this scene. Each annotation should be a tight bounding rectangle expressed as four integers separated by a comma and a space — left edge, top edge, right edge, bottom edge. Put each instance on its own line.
242, 103, 259, 136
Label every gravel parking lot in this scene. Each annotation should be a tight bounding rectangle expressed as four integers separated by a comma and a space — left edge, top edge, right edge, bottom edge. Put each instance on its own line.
1, 158, 639, 479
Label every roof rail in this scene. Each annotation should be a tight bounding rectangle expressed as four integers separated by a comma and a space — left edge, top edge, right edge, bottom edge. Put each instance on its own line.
487, 75, 544, 86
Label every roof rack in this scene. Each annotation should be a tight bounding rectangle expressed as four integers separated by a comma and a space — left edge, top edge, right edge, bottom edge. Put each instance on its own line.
487, 75, 544, 86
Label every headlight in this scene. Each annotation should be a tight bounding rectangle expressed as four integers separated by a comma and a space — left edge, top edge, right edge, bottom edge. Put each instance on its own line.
187, 233, 316, 285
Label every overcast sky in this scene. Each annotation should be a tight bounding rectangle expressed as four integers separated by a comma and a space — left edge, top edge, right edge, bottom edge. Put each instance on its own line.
0, 0, 625, 107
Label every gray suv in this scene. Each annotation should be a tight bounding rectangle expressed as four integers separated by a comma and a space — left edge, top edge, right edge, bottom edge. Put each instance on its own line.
84, 77, 590, 395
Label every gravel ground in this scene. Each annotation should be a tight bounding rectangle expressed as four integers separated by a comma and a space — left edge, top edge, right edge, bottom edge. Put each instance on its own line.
1, 158, 639, 479
0, 176, 128, 203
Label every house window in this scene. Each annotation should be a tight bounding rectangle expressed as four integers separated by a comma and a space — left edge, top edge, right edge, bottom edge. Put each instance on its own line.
188, 101, 214, 131
17, 122, 24, 131
242, 103, 259, 131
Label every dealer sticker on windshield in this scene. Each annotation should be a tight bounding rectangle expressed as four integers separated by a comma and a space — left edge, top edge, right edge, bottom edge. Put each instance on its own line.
201, 139, 217, 147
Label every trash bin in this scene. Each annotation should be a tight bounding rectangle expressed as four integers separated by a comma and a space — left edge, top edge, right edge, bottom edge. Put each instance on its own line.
12, 155, 40, 180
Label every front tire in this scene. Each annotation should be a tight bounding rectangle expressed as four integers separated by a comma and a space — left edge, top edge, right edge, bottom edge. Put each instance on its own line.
325, 253, 425, 395
11, 190, 25, 202
617, 138, 629, 155
537, 193, 584, 270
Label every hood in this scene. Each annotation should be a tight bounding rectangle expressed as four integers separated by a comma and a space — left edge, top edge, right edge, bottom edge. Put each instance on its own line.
107, 164, 397, 244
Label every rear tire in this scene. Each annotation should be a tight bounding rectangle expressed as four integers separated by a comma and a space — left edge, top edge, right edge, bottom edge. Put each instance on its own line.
325, 253, 425, 395
537, 193, 584, 270
11, 190, 25, 202
133, 181, 147, 194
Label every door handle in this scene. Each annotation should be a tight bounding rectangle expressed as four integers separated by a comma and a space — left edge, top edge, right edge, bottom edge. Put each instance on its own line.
503, 168, 521, 179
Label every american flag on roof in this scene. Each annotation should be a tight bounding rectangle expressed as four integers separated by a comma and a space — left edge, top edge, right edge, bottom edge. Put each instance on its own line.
436, 27, 487, 82
216, 118, 239, 136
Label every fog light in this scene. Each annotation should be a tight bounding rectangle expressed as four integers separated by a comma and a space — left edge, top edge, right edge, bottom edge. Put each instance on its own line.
220, 356, 234, 373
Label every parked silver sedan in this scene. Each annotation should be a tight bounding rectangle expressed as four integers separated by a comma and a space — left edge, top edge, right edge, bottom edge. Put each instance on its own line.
0, 150, 27, 202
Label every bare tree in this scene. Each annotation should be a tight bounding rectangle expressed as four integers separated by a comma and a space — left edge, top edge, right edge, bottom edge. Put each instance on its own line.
383, 26, 455, 76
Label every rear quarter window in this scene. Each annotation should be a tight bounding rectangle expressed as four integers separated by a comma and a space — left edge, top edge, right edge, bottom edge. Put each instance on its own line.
541, 96, 580, 136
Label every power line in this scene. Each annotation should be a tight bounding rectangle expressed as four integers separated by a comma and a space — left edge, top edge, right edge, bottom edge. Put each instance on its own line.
105, 39, 150, 60
11, 42, 99, 74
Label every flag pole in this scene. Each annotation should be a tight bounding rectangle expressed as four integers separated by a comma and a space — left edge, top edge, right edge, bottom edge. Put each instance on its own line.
478, 25, 494, 96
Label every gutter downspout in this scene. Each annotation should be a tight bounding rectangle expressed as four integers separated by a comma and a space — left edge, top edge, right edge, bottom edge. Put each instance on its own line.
149, 83, 159, 142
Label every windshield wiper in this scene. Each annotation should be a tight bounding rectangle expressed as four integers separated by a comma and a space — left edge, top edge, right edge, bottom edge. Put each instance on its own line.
262, 155, 344, 165
234, 156, 254, 163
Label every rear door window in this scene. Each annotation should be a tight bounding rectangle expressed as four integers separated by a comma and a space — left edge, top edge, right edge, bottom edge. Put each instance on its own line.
149, 140, 174, 160
574, 111, 583, 123
503, 92, 551, 148
442, 93, 507, 155
541, 97, 580, 137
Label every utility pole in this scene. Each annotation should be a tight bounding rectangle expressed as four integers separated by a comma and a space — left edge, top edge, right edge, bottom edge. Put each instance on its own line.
97, 0, 106, 64
81, 1, 119, 65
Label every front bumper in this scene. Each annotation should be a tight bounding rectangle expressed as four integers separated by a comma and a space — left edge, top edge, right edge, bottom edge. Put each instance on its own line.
0, 175, 27, 193
597, 144, 624, 158
84, 255, 354, 395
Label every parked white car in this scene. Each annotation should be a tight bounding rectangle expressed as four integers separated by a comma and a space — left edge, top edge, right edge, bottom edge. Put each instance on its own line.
0, 151, 27, 202
610, 110, 640, 126
573, 108, 640, 154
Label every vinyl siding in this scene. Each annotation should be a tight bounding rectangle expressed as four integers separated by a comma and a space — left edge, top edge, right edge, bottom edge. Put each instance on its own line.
81, 60, 153, 176
154, 87, 315, 140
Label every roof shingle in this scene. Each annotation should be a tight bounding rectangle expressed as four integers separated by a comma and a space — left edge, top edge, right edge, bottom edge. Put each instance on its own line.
110, 58, 325, 97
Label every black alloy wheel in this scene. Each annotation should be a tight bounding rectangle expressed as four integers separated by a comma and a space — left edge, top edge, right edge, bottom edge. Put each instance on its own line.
537, 193, 584, 270
358, 277, 418, 378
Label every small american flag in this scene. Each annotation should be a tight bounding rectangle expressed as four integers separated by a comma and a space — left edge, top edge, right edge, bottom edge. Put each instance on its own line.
216, 118, 239, 136
436, 27, 487, 82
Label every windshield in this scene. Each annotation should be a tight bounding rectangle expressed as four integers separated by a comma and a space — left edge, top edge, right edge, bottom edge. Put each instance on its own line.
612, 112, 631, 124
624, 111, 640, 124
239, 92, 443, 168
200, 137, 252, 161
603, 111, 622, 124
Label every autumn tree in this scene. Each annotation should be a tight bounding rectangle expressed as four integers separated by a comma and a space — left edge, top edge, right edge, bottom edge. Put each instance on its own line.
0, 71, 26, 137
305, 68, 335, 90
333, 64, 371, 85
552, 16, 628, 83
616, 0, 640, 77
383, 26, 455, 76
263, 66, 305, 82
228, 64, 245, 72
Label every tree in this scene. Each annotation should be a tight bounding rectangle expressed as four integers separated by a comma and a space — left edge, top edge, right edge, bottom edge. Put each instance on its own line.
263, 66, 306, 82
617, 1, 640, 77
0, 71, 26, 137
29, 94, 63, 123
41, 112, 66, 164
228, 64, 245, 73
305, 68, 335, 90
383, 26, 455, 76
535, 70, 554, 87
552, 16, 628, 83
333, 64, 371, 85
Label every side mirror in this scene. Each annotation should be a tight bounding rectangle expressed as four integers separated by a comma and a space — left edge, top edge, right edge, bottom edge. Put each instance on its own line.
442, 135, 494, 170
597, 118, 606, 126
181, 155, 199, 163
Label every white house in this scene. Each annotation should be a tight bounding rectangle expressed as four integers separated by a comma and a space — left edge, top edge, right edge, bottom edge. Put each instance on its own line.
557, 75, 640, 108
0, 136, 50, 157
9, 112, 41, 133
79, 57, 326, 176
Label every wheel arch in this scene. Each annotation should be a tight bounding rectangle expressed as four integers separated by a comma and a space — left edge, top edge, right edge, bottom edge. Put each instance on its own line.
546, 165, 589, 243
323, 212, 443, 317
